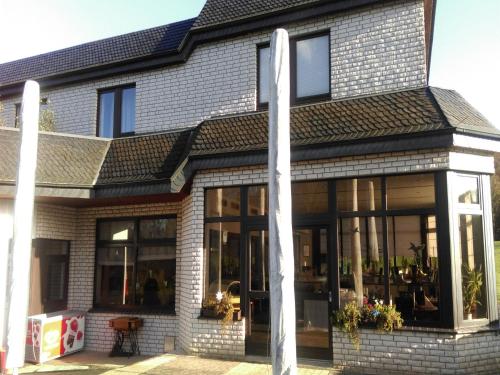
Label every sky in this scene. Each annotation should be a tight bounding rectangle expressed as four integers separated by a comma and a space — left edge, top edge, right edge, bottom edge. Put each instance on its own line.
0, 0, 498, 127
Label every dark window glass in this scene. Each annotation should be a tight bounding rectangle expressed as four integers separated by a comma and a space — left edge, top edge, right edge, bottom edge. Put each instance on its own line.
95, 217, 176, 311
136, 246, 176, 307
292, 181, 328, 214
98, 92, 115, 138
388, 215, 440, 323
387, 174, 435, 210
339, 216, 385, 306
97, 86, 135, 138
249, 229, 269, 291
95, 246, 134, 306
337, 178, 382, 212
139, 218, 176, 240
206, 188, 241, 217
248, 185, 268, 216
458, 214, 487, 320
296, 35, 329, 98
98, 220, 134, 241
204, 222, 241, 306
457, 176, 479, 204
14, 103, 21, 128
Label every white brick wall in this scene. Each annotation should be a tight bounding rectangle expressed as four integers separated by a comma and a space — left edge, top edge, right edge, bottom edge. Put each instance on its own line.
0, 0, 426, 136
28, 148, 497, 360
332, 328, 500, 374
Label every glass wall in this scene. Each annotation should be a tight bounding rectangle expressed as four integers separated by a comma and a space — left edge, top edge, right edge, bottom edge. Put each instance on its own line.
203, 172, 496, 330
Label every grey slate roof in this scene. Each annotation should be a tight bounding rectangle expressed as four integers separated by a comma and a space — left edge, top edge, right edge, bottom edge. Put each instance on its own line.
0, 18, 195, 87
95, 130, 191, 186
189, 87, 500, 156
0, 128, 109, 186
193, 0, 322, 28
0, 87, 497, 195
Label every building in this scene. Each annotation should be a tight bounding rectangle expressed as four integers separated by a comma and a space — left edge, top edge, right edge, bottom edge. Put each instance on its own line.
1, 0, 500, 373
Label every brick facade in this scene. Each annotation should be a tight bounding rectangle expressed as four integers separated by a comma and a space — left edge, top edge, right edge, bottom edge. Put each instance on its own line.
0, 0, 426, 136
332, 328, 500, 374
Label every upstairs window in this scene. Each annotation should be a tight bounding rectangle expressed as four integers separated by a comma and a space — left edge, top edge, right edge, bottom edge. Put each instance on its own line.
258, 32, 330, 107
97, 85, 135, 138
15, 98, 49, 128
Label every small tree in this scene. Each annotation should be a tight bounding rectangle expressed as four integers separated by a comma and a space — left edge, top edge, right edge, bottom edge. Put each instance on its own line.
38, 108, 55, 132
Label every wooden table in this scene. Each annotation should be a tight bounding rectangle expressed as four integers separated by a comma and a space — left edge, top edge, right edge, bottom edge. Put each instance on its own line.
108, 317, 143, 357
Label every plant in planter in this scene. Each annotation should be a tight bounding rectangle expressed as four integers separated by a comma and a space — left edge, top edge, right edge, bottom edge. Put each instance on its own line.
333, 301, 362, 349
201, 292, 235, 324
462, 263, 483, 320
333, 301, 403, 350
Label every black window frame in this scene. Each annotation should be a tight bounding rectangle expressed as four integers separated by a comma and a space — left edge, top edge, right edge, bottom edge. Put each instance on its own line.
93, 215, 177, 314
257, 30, 331, 109
204, 172, 462, 329
96, 84, 136, 138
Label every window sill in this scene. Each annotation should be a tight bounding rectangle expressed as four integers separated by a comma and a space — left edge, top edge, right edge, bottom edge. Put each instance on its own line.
89, 307, 176, 316
351, 322, 499, 335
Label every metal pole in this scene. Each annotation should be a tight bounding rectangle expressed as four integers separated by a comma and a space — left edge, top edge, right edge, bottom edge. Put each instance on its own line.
268, 28, 297, 375
6, 80, 40, 372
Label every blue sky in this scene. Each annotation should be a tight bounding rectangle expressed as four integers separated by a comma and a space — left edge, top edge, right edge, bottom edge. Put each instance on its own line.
0, 0, 498, 126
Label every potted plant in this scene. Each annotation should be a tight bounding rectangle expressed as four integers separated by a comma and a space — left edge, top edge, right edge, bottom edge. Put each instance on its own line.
333, 301, 403, 349
201, 292, 236, 323
462, 264, 483, 320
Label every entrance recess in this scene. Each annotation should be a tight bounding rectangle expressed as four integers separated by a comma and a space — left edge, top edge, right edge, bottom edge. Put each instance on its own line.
245, 226, 331, 359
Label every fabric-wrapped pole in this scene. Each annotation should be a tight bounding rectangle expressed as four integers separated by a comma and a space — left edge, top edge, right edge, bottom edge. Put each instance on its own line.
268, 28, 297, 375
6, 80, 40, 372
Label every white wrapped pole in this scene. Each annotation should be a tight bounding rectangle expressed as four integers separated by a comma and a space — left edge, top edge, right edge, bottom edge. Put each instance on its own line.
0, 201, 14, 353
6, 80, 40, 372
268, 29, 297, 375
368, 181, 379, 263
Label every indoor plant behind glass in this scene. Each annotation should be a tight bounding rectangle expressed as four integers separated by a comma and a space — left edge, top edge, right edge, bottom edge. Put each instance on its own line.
462, 263, 483, 320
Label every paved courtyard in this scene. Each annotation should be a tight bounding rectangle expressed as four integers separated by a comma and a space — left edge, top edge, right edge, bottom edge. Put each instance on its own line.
14, 351, 336, 375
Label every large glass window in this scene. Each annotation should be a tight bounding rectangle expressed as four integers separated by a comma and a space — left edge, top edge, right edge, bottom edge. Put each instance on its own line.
204, 222, 241, 306
97, 85, 136, 138
388, 215, 440, 323
337, 178, 382, 212
94, 216, 176, 312
257, 32, 330, 107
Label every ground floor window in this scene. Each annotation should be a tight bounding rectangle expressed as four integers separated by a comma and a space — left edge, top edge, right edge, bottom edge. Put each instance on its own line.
203, 171, 496, 333
94, 216, 176, 312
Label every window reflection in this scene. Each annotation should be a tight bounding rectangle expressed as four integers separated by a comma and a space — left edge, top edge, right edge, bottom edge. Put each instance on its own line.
339, 217, 384, 306
206, 188, 241, 217
296, 35, 330, 98
387, 174, 435, 210
204, 222, 241, 308
248, 185, 268, 216
459, 214, 487, 320
388, 215, 440, 322
249, 230, 268, 291
337, 178, 382, 212
95, 247, 134, 306
292, 181, 328, 215
457, 176, 479, 204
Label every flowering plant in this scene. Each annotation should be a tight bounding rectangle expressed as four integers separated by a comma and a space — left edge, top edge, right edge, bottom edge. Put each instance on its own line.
333, 300, 403, 349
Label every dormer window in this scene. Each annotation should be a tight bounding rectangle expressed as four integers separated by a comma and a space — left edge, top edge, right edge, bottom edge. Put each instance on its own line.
258, 31, 330, 108
97, 85, 136, 138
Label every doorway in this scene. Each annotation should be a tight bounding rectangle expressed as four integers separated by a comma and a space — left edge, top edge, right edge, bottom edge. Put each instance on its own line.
244, 226, 331, 359
29, 239, 70, 315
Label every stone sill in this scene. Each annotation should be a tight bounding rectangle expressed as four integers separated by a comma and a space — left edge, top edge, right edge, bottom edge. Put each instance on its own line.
336, 321, 500, 336
88, 307, 177, 317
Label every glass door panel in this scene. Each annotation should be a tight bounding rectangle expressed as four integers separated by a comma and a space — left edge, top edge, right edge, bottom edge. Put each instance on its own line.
246, 229, 270, 353
293, 228, 330, 357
